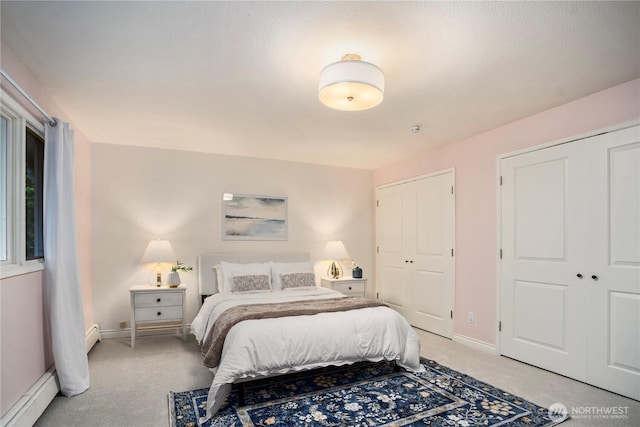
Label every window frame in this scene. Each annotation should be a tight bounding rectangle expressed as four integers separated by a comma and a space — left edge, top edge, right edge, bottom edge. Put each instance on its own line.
1, 90, 45, 278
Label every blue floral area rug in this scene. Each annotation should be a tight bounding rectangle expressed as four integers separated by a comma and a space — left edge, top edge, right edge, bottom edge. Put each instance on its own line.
169, 358, 566, 426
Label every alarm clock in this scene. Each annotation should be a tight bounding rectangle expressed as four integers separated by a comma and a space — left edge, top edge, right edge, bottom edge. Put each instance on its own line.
352, 266, 363, 278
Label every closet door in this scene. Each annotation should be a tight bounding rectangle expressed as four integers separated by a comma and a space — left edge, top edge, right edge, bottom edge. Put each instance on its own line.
500, 124, 640, 400
586, 127, 640, 400
500, 142, 589, 380
376, 182, 411, 317
377, 170, 455, 338
410, 172, 455, 337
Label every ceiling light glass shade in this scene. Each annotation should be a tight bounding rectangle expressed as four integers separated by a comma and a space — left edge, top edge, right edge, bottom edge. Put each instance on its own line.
318, 54, 384, 111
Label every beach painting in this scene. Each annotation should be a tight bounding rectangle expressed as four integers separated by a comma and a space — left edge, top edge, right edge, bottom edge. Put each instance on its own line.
222, 193, 288, 240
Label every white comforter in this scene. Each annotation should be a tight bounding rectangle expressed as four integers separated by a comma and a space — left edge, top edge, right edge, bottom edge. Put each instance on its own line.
191, 287, 424, 423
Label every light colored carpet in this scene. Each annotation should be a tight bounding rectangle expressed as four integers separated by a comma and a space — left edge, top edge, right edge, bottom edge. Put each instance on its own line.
34, 334, 212, 427
33, 330, 639, 426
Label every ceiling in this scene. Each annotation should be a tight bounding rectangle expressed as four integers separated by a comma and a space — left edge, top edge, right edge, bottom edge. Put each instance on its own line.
1, 1, 639, 170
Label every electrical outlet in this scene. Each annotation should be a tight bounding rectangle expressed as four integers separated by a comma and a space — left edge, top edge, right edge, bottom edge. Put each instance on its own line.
467, 312, 475, 324
119, 321, 126, 329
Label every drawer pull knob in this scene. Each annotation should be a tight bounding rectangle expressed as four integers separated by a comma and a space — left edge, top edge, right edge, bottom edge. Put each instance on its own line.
157, 312, 161, 316
348, 286, 352, 290
157, 298, 161, 302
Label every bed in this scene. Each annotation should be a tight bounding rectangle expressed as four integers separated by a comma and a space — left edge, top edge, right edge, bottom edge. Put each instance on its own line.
191, 252, 424, 424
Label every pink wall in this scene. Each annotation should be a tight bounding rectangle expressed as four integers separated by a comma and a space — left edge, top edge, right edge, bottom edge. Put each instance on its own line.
374, 78, 640, 346
0, 41, 93, 416
0, 272, 54, 412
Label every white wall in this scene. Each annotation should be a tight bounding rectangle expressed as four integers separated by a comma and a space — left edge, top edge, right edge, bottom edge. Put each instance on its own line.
91, 143, 374, 334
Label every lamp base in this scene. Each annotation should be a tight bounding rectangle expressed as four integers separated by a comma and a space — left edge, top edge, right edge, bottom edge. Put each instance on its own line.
327, 261, 343, 279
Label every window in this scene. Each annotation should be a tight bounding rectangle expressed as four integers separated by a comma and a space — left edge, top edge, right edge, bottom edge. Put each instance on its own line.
25, 128, 44, 260
1, 90, 45, 278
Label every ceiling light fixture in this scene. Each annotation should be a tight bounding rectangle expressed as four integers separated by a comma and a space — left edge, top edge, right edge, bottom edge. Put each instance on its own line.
318, 54, 384, 111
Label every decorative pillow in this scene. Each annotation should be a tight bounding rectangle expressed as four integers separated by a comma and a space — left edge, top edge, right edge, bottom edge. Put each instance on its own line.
281, 272, 316, 290
220, 262, 271, 293
231, 274, 271, 293
270, 261, 315, 290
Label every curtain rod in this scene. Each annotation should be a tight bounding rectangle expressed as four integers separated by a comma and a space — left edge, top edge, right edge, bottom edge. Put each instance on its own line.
0, 68, 57, 127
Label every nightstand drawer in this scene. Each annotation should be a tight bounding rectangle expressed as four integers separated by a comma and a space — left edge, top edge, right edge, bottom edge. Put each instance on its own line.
332, 281, 365, 296
134, 292, 182, 307
134, 306, 183, 322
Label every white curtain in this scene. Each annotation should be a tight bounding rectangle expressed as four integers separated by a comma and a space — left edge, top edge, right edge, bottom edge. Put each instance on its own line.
43, 120, 89, 396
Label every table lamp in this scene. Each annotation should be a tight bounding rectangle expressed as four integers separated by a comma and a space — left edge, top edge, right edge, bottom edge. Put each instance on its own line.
324, 240, 350, 279
142, 239, 176, 287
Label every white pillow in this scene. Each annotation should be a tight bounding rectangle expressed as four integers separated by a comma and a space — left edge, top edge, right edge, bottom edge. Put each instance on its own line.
212, 265, 224, 293
220, 261, 271, 293
270, 261, 315, 291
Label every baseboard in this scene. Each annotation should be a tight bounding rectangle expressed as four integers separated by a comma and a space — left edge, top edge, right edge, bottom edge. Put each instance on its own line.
0, 367, 58, 427
1, 324, 101, 427
453, 333, 496, 354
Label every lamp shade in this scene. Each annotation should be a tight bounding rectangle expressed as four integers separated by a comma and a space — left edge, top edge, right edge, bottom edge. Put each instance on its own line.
324, 240, 350, 260
318, 54, 384, 111
141, 239, 176, 263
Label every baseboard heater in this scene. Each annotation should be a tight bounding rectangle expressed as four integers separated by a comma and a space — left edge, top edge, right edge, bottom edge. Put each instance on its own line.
85, 323, 101, 353
1, 324, 101, 427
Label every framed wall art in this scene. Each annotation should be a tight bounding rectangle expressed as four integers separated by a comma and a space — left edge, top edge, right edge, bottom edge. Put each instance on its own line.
222, 193, 288, 240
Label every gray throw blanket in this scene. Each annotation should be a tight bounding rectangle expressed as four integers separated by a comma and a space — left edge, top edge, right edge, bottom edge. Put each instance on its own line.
201, 296, 384, 368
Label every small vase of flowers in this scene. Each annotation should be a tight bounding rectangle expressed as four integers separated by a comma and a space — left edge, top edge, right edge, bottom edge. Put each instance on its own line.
166, 261, 193, 287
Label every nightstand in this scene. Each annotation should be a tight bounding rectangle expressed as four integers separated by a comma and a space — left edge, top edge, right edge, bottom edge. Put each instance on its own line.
129, 285, 186, 348
321, 277, 367, 298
